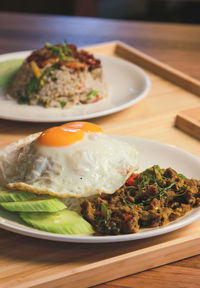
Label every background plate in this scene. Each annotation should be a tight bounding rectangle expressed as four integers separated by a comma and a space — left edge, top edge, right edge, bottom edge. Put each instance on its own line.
0, 136, 199, 243
0, 51, 150, 122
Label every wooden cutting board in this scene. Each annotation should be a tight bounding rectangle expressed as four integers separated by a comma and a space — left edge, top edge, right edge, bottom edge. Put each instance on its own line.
0, 41, 200, 288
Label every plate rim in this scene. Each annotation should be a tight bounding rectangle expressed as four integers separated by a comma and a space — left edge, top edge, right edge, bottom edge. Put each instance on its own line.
0, 50, 151, 122
0, 136, 200, 243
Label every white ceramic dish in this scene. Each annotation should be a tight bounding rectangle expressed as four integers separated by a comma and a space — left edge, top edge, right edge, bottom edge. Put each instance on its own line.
0, 51, 150, 122
0, 136, 199, 243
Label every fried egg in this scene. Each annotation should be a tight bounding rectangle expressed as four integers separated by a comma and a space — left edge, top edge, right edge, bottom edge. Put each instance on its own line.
0, 122, 138, 197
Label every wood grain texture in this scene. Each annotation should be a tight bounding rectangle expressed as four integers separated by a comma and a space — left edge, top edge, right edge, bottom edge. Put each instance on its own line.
0, 12, 200, 288
94, 266, 200, 288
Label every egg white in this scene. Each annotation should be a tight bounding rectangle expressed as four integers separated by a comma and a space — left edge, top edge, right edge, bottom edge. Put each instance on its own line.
0, 132, 138, 197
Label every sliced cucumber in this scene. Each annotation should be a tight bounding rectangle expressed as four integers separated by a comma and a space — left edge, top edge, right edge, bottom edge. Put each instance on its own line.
0, 198, 66, 212
0, 59, 24, 87
20, 209, 94, 235
0, 187, 38, 202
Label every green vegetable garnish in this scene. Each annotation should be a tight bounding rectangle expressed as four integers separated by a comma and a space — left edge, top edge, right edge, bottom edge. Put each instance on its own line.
123, 165, 187, 207
178, 173, 186, 179
63, 40, 72, 55
45, 41, 72, 61
27, 77, 40, 96
101, 204, 110, 220
45, 42, 66, 61
87, 91, 98, 99
19, 76, 40, 104
165, 182, 176, 190
60, 101, 66, 108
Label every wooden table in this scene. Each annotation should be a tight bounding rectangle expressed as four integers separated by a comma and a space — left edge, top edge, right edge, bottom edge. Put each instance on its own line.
0, 12, 200, 288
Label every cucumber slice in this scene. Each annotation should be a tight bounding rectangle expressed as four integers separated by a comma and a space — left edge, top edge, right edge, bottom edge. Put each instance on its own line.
20, 209, 94, 234
0, 198, 66, 212
0, 187, 38, 202
0, 59, 24, 87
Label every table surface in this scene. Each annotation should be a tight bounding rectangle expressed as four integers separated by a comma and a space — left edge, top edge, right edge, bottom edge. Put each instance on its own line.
0, 12, 200, 288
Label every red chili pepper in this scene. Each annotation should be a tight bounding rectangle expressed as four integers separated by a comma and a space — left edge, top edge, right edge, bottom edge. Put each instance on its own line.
126, 173, 138, 186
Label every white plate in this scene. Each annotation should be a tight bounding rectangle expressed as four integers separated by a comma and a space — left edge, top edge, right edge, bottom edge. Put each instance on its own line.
0, 136, 199, 243
0, 51, 150, 122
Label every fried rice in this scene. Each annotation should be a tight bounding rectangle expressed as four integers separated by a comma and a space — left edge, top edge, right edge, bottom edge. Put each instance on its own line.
7, 42, 107, 108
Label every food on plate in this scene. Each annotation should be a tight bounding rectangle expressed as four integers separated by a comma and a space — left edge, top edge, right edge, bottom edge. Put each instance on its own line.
0, 187, 38, 201
0, 121, 138, 234
81, 165, 200, 235
20, 209, 94, 234
1, 123, 198, 236
0, 197, 66, 212
7, 42, 107, 108
0, 187, 93, 234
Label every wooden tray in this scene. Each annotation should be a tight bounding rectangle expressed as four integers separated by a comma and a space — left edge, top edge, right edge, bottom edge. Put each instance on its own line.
0, 41, 200, 288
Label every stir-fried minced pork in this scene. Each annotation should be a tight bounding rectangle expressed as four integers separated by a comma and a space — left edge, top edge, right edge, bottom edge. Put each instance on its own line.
81, 165, 200, 235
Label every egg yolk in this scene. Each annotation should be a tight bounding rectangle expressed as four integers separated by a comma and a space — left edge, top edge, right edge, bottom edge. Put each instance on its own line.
62, 122, 103, 133
37, 126, 84, 147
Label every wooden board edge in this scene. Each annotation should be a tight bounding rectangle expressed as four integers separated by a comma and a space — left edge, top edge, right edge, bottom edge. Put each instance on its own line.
115, 41, 200, 96
85, 40, 200, 96
25, 233, 200, 288
175, 113, 200, 141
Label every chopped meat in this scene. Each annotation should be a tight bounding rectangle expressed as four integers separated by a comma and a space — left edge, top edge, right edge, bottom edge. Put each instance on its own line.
27, 43, 101, 71
81, 166, 200, 235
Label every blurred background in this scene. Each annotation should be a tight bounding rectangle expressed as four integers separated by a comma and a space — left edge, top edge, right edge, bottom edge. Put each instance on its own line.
0, 0, 199, 24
